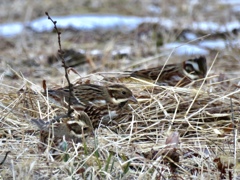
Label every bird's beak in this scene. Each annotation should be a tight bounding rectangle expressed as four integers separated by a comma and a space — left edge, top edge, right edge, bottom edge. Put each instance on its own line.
128, 95, 138, 103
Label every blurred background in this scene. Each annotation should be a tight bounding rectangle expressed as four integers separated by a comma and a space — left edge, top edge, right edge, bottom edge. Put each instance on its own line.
0, 0, 240, 87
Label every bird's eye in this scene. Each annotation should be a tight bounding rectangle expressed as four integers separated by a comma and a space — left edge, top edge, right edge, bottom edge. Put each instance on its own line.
185, 65, 194, 73
122, 91, 126, 95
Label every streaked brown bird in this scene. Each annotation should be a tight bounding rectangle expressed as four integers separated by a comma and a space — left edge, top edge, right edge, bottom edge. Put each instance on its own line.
130, 56, 207, 86
31, 111, 93, 143
44, 84, 137, 129
47, 84, 137, 109
84, 103, 132, 129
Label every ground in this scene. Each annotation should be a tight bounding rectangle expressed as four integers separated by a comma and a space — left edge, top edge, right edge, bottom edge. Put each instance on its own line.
0, 0, 240, 179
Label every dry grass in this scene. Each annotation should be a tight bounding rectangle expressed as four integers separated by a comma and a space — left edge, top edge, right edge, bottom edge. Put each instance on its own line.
0, 63, 240, 179
1, 0, 240, 179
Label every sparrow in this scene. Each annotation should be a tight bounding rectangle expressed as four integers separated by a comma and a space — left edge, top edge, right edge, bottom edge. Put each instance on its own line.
44, 84, 137, 129
47, 84, 138, 109
31, 111, 93, 143
84, 103, 132, 129
129, 56, 207, 86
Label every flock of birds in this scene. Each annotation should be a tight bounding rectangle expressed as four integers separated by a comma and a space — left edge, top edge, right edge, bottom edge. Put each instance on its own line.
31, 56, 207, 142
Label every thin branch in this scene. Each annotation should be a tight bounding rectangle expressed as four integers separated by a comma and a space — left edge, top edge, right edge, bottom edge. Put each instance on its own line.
45, 12, 74, 116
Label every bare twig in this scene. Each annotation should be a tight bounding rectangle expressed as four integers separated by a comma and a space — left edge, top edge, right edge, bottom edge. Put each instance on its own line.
45, 12, 74, 116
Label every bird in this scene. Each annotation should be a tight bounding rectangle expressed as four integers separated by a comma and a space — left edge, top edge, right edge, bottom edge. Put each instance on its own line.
44, 83, 137, 129
31, 111, 93, 143
84, 103, 132, 129
129, 56, 207, 87
46, 83, 138, 110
